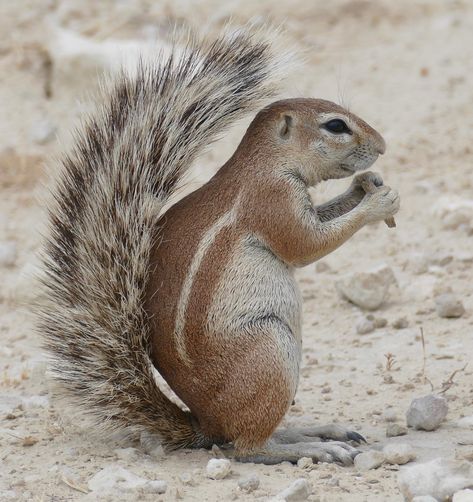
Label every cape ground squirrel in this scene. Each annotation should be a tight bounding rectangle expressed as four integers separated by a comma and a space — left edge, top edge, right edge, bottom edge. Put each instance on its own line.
38, 26, 399, 464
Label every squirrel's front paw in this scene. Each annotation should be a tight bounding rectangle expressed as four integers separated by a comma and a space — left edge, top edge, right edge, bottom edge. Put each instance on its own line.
363, 185, 400, 224
351, 171, 383, 192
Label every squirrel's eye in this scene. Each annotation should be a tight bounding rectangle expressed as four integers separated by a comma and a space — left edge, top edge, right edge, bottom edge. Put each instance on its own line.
322, 119, 352, 135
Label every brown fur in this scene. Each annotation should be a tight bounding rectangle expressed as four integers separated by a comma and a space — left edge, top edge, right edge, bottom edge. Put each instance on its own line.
146, 98, 398, 453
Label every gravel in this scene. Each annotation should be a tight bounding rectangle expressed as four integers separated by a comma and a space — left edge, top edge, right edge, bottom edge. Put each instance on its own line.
398, 458, 473, 501
336, 265, 396, 310
273, 478, 310, 501
88, 465, 167, 494
386, 423, 408, 437
206, 459, 231, 480
406, 394, 448, 431
353, 450, 385, 471
383, 443, 416, 465
435, 293, 465, 318
237, 475, 260, 493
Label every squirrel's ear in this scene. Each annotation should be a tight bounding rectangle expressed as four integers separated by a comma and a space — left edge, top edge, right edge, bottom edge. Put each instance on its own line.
279, 114, 293, 140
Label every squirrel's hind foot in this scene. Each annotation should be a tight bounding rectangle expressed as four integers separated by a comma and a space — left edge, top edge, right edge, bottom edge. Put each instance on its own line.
228, 440, 359, 465
273, 423, 366, 445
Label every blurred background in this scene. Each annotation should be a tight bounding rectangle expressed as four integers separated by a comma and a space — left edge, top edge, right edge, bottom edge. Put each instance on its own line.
1, 1, 472, 500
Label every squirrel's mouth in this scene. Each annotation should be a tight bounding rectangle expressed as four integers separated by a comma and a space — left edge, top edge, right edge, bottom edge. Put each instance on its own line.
339, 164, 355, 174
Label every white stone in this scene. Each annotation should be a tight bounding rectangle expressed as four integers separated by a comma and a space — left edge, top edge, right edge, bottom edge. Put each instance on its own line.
453, 489, 473, 502
433, 196, 473, 231
29, 120, 56, 145
383, 408, 398, 422
383, 443, 416, 465
406, 394, 448, 431
435, 293, 465, 318
206, 458, 231, 480
456, 416, 473, 428
386, 423, 408, 437
88, 465, 166, 494
0, 241, 17, 267
412, 497, 438, 502
296, 457, 313, 469
274, 478, 310, 501
21, 395, 49, 410
336, 265, 396, 310
353, 450, 385, 470
356, 317, 376, 334
178, 472, 194, 486
398, 458, 473, 501
315, 261, 331, 273
238, 474, 260, 493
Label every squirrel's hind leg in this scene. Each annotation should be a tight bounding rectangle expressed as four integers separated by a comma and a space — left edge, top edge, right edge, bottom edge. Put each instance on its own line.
272, 424, 366, 444
221, 439, 359, 465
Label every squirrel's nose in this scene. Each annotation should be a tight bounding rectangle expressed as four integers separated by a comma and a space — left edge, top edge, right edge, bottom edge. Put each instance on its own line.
374, 135, 386, 155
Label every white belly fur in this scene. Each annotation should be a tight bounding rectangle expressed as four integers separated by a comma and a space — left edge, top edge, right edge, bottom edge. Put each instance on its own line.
207, 234, 303, 394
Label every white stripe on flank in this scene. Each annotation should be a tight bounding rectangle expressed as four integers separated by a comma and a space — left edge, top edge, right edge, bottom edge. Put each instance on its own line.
173, 203, 238, 363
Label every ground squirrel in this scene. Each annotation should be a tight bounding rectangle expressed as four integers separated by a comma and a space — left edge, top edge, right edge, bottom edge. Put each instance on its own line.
38, 26, 399, 465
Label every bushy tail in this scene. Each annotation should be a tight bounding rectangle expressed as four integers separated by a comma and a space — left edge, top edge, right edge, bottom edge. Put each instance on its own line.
37, 26, 289, 448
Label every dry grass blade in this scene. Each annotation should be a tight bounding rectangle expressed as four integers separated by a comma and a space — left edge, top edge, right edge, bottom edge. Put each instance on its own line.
384, 352, 397, 372
61, 474, 89, 494
419, 326, 434, 390
439, 363, 468, 394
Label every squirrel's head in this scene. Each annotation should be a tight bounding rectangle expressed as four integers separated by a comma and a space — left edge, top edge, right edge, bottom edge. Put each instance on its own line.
250, 98, 385, 185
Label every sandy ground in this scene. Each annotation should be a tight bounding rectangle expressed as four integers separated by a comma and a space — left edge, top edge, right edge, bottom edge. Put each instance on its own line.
1, 0, 473, 500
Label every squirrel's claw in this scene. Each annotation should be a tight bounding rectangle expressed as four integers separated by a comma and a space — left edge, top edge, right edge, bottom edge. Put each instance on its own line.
346, 430, 367, 444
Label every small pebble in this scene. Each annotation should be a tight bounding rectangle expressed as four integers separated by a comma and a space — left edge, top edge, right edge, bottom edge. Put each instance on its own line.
88, 465, 166, 494
274, 478, 310, 501
433, 197, 473, 231
435, 293, 465, 318
392, 317, 409, 329
406, 394, 448, 431
383, 443, 416, 465
456, 416, 473, 428
353, 450, 385, 471
356, 317, 375, 334
296, 457, 313, 469
398, 458, 473, 501
386, 423, 408, 437
0, 241, 17, 267
237, 475, 260, 493
29, 119, 57, 145
335, 266, 396, 310
374, 317, 388, 328
453, 489, 473, 502
206, 458, 231, 480
315, 261, 331, 273
178, 472, 196, 486
383, 408, 398, 422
